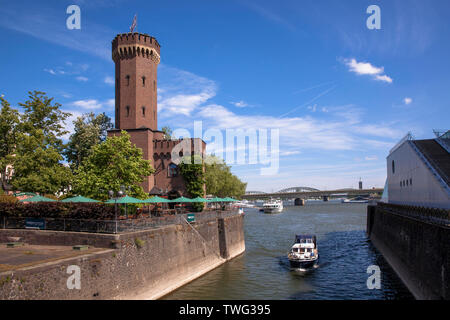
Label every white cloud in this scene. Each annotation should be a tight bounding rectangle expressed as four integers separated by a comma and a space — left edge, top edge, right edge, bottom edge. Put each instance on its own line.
158, 65, 217, 117
280, 151, 301, 156
69, 98, 114, 111
44, 69, 56, 75
197, 104, 399, 152
70, 99, 103, 110
307, 104, 317, 112
104, 76, 115, 86
104, 99, 115, 108
365, 156, 378, 161
374, 75, 393, 83
344, 58, 393, 83
76, 76, 89, 82
403, 97, 413, 105
61, 110, 83, 140
231, 100, 249, 108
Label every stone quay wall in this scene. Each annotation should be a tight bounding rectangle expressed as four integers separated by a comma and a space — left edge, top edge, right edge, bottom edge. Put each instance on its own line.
0, 213, 245, 300
367, 203, 450, 300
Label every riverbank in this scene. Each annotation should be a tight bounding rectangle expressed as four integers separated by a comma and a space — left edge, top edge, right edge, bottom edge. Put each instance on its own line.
0, 211, 245, 300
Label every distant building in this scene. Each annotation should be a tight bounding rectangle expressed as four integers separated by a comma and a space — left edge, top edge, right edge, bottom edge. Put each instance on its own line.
107, 32, 206, 197
386, 131, 450, 209
358, 178, 363, 190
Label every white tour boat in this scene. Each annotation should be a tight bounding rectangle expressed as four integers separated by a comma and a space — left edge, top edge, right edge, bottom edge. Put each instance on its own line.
262, 199, 283, 214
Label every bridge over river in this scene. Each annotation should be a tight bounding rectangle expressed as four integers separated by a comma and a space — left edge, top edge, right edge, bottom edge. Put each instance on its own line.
242, 187, 384, 202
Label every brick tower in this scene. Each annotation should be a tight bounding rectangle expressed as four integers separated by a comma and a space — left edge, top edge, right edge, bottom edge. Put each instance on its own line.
108, 32, 206, 196
112, 33, 160, 130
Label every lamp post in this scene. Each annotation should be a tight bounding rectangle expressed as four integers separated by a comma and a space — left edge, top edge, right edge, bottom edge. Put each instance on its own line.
109, 189, 124, 234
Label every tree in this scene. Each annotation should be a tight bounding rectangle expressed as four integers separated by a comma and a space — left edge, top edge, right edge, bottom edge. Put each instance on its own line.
18, 91, 71, 152
65, 112, 113, 170
161, 126, 173, 140
179, 155, 205, 211
11, 129, 73, 194
9, 91, 73, 194
204, 155, 247, 199
73, 131, 154, 201
0, 96, 20, 192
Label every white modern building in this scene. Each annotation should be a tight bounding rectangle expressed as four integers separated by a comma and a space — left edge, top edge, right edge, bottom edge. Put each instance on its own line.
386, 131, 450, 209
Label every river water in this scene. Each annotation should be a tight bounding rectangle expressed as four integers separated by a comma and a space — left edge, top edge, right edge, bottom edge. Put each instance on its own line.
163, 201, 413, 300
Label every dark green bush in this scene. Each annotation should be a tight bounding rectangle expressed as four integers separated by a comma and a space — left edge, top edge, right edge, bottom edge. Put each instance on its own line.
0, 202, 115, 220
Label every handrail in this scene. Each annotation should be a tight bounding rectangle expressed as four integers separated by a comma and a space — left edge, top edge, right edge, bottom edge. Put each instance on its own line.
389, 132, 414, 155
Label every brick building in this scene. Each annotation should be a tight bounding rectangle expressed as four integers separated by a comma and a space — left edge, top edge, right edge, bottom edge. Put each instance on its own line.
107, 32, 206, 197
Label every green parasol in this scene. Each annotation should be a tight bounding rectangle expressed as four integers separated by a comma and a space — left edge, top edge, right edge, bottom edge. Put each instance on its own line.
169, 196, 193, 203
19, 195, 57, 202
190, 197, 209, 203
105, 195, 144, 204
142, 196, 171, 203
61, 195, 100, 203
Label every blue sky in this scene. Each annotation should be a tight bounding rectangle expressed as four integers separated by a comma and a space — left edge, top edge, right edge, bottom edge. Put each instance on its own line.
1, 0, 449, 192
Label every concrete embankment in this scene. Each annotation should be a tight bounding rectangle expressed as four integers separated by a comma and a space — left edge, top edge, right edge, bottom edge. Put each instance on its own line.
367, 203, 449, 300
0, 213, 245, 300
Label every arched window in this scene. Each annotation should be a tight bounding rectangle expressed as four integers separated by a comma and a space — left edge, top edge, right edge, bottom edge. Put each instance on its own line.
153, 80, 156, 91
126, 75, 130, 86
142, 76, 146, 87
126, 106, 130, 117
142, 106, 146, 117
392, 160, 395, 174
168, 163, 178, 177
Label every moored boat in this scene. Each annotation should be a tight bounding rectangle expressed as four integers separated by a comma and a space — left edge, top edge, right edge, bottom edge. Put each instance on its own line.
341, 196, 369, 203
263, 199, 283, 214
288, 235, 319, 269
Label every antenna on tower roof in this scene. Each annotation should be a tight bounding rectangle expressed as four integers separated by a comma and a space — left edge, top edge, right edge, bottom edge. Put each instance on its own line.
130, 14, 137, 33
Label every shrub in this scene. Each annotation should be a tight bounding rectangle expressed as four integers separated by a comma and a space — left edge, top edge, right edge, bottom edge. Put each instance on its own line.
0, 195, 18, 204
0, 202, 116, 220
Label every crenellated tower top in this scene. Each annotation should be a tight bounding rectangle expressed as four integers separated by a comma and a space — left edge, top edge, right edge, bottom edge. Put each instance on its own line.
112, 32, 161, 65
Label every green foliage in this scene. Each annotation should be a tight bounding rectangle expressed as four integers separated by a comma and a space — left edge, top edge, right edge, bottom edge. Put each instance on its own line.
134, 237, 145, 249
204, 155, 247, 199
11, 129, 73, 194
64, 112, 113, 170
2, 92, 73, 195
73, 131, 154, 201
0, 195, 18, 204
0, 202, 115, 219
179, 155, 205, 212
161, 126, 173, 140
18, 91, 70, 152
0, 96, 20, 192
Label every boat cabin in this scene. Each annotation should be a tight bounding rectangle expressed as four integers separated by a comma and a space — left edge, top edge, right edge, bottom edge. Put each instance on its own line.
295, 235, 317, 248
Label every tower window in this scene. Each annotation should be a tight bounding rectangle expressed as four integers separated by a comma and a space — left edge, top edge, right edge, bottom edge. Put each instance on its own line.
142, 76, 146, 87
142, 106, 146, 117
154, 80, 156, 91
392, 160, 395, 174
126, 75, 130, 86
126, 106, 130, 117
